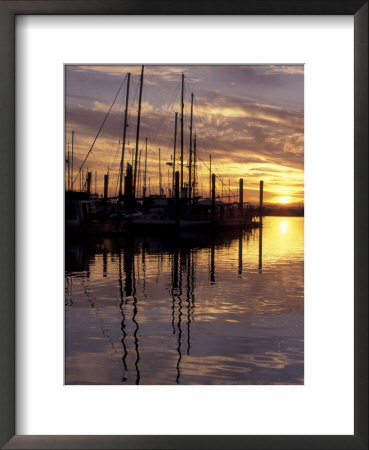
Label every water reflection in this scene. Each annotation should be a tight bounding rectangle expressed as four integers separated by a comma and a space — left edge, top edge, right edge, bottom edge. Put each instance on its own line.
65, 217, 304, 385
259, 224, 263, 273
280, 219, 288, 235
118, 252, 128, 381
210, 235, 215, 284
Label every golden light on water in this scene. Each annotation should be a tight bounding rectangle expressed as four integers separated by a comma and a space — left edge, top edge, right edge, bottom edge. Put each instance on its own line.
280, 219, 288, 234
66, 216, 304, 384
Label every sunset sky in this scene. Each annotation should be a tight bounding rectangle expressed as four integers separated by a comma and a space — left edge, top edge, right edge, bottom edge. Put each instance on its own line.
65, 65, 304, 205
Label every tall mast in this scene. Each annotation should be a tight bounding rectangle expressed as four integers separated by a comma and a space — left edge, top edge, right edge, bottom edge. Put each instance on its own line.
138, 149, 142, 198
119, 72, 131, 199
188, 93, 194, 201
71, 130, 74, 191
172, 112, 178, 198
133, 65, 144, 198
180, 72, 184, 189
143, 137, 148, 198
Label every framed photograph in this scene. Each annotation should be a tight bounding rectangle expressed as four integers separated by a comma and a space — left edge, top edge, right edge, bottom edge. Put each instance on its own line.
1, 1, 367, 449
64, 63, 305, 386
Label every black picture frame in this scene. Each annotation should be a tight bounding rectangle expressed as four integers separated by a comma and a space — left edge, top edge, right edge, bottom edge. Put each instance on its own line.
0, 1, 367, 449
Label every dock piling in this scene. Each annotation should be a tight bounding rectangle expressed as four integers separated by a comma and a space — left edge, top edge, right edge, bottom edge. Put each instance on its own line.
239, 178, 243, 218
104, 174, 109, 200
259, 180, 264, 219
87, 171, 92, 195
124, 163, 134, 210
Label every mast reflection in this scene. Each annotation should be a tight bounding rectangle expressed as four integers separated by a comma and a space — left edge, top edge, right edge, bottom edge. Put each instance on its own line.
132, 260, 140, 385
118, 252, 128, 382
238, 232, 243, 275
122, 241, 141, 384
65, 223, 290, 385
186, 251, 193, 355
171, 248, 179, 334
175, 250, 187, 384
210, 233, 215, 284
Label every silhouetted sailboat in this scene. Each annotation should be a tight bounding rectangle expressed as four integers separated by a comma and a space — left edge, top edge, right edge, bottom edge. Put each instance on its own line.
66, 67, 261, 234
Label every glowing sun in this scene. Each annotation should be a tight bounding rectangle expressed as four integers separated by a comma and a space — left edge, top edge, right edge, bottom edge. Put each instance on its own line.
279, 196, 291, 204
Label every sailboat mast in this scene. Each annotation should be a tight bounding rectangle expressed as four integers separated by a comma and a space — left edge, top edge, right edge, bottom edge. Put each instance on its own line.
188, 93, 194, 201
133, 65, 144, 198
138, 149, 142, 198
172, 112, 178, 198
119, 72, 131, 199
180, 72, 184, 190
143, 137, 148, 198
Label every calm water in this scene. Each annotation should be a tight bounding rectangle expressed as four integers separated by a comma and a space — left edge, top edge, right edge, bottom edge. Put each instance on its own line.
65, 216, 304, 385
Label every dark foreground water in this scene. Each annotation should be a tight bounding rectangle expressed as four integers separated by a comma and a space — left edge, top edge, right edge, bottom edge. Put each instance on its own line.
65, 216, 304, 385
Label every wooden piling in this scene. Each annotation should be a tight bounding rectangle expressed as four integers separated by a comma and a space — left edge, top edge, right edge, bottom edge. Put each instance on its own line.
259, 180, 264, 219
124, 163, 134, 210
239, 178, 243, 218
86, 171, 92, 195
104, 174, 109, 199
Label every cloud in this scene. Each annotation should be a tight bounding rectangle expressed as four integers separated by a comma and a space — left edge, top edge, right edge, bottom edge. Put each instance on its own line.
263, 65, 304, 75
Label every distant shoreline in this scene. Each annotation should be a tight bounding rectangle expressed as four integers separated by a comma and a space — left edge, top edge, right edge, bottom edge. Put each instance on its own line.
261, 207, 304, 217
